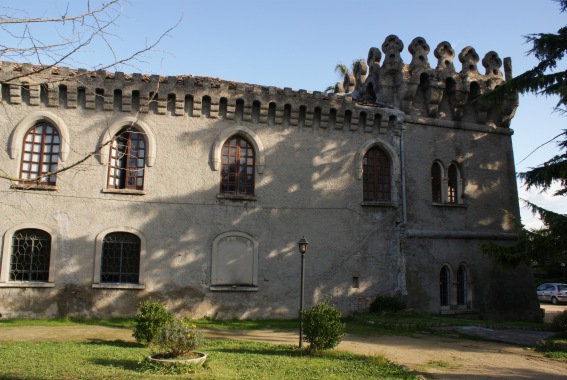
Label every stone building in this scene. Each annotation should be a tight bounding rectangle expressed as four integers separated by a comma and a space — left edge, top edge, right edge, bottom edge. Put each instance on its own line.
0, 35, 541, 321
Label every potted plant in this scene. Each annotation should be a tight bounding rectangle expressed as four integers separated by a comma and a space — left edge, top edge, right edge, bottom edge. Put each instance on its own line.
147, 318, 206, 366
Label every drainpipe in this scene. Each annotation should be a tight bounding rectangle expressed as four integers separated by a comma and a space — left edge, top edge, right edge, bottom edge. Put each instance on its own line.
400, 123, 407, 226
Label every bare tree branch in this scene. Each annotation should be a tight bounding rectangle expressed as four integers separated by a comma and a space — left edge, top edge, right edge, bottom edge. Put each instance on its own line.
0, 1, 179, 186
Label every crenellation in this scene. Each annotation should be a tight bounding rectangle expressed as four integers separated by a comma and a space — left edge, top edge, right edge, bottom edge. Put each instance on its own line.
458, 46, 480, 76
274, 108, 284, 125
304, 108, 313, 127
482, 51, 503, 81
47, 83, 58, 107
9, 84, 21, 104
103, 89, 114, 112
289, 107, 299, 127
28, 84, 40, 106
243, 104, 252, 123
66, 83, 77, 109
226, 100, 236, 121
84, 89, 96, 110
319, 111, 329, 128
0, 33, 514, 132
174, 97, 184, 116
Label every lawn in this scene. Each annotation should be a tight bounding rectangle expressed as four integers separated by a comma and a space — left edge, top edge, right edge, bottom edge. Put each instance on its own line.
0, 338, 418, 379
0, 312, 563, 379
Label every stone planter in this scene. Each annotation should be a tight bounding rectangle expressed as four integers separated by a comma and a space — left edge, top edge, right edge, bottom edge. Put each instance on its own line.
147, 351, 207, 366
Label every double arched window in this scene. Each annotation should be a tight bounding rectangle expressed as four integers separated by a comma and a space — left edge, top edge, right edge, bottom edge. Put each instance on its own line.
431, 161, 463, 204
439, 263, 472, 310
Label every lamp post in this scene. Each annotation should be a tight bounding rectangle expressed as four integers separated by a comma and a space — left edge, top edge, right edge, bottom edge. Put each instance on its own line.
298, 236, 309, 349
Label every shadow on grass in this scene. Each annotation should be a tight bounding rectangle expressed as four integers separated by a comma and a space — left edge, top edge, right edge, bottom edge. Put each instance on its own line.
89, 358, 141, 371
86, 339, 143, 348
208, 342, 302, 357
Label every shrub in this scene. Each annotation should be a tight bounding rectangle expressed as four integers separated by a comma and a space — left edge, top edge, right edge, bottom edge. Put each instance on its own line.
369, 294, 405, 314
552, 310, 567, 333
302, 296, 346, 351
132, 298, 174, 345
154, 318, 204, 357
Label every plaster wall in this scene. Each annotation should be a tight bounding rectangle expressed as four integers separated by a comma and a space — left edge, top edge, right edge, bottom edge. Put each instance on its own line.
0, 34, 542, 321
0, 103, 404, 319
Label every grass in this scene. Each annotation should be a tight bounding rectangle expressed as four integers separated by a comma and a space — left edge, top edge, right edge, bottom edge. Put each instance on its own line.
535, 333, 567, 361
0, 316, 384, 336
0, 317, 134, 329
353, 311, 552, 331
1, 313, 566, 378
0, 339, 419, 379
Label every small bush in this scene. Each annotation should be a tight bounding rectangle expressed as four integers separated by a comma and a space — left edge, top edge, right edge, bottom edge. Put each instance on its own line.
369, 294, 405, 314
132, 298, 174, 345
154, 318, 204, 357
302, 296, 346, 351
552, 310, 567, 333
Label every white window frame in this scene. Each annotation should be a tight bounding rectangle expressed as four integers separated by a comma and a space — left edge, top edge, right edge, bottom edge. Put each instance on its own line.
0, 223, 57, 288
92, 227, 146, 290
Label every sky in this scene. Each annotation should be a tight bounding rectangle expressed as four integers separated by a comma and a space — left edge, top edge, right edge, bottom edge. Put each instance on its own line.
5, 0, 566, 228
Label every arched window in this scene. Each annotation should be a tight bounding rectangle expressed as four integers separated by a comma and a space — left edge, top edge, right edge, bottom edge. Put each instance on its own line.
447, 163, 459, 203
220, 136, 255, 195
431, 161, 443, 203
107, 127, 146, 190
457, 265, 468, 307
363, 146, 391, 202
101, 232, 141, 283
440, 265, 451, 307
10, 229, 51, 282
19, 123, 60, 186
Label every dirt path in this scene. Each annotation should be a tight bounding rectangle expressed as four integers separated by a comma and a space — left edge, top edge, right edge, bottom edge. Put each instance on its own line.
1, 325, 567, 379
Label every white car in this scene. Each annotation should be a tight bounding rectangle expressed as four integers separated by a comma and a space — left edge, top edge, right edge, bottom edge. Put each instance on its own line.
536, 283, 567, 305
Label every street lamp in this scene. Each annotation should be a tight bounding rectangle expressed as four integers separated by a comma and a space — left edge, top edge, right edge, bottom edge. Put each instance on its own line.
298, 236, 309, 349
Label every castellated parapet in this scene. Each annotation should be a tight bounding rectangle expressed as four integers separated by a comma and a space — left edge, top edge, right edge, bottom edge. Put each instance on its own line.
0, 35, 516, 132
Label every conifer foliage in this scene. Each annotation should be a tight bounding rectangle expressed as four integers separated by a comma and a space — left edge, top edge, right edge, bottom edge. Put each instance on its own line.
481, 0, 567, 268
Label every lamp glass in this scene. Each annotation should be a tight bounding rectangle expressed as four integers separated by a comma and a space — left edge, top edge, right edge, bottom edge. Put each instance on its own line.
298, 237, 309, 254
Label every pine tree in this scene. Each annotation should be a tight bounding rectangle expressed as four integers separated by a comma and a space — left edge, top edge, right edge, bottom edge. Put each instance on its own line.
480, 0, 567, 270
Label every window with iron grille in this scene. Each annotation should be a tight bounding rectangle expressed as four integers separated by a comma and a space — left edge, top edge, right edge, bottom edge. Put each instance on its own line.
19, 123, 60, 186
101, 232, 140, 283
220, 136, 255, 195
440, 266, 450, 307
447, 163, 459, 203
107, 127, 146, 190
10, 229, 51, 282
363, 146, 391, 202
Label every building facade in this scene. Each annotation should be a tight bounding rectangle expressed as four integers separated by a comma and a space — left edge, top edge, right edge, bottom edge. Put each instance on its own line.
0, 35, 541, 321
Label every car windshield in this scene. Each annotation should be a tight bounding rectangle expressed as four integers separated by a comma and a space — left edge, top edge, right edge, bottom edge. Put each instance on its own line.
558, 285, 567, 291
